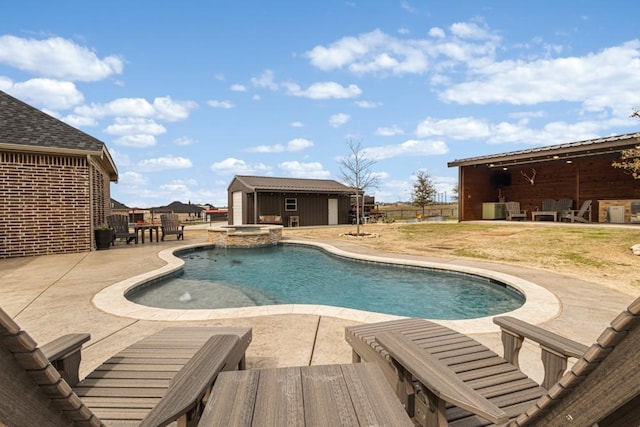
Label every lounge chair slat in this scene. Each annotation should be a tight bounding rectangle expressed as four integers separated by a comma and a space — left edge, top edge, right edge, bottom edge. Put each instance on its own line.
252, 367, 304, 425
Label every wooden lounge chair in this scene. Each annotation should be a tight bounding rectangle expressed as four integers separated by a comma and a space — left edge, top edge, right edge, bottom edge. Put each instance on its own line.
0, 306, 252, 426
160, 213, 185, 241
346, 296, 639, 426
505, 202, 527, 221
106, 214, 138, 245
561, 199, 592, 223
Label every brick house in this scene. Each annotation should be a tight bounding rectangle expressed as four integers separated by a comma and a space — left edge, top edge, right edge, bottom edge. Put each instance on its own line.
0, 90, 118, 258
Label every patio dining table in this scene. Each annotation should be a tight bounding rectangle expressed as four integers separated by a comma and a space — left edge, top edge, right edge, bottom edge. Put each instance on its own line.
134, 223, 160, 243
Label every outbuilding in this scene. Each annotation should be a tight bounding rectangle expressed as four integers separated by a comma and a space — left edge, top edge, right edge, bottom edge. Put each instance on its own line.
227, 175, 355, 227
0, 90, 117, 258
448, 132, 640, 223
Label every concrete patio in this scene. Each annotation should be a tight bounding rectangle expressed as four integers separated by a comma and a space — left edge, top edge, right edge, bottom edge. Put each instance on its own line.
0, 224, 635, 386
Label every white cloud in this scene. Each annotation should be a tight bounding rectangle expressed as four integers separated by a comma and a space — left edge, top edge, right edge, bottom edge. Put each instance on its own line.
137, 156, 193, 172
251, 69, 278, 90
152, 97, 198, 121
439, 40, 640, 115
416, 117, 490, 139
0, 35, 123, 81
210, 158, 272, 175
283, 81, 362, 99
3, 78, 84, 110
230, 83, 247, 92
207, 99, 234, 109
400, 1, 417, 14
429, 27, 446, 39
305, 29, 430, 75
364, 139, 449, 160
278, 161, 331, 178
75, 96, 197, 121
104, 117, 166, 136
119, 171, 149, 186
62, 114, 98, 127
305, 27, 500, 76
290, 121, 304, 128
450, 22, 497, 41
355, 100, 382, 108
329, 113, 350, 128
113, 134, 157, 148
375, 125, 405, 136
246, 138, 314, 153
173, 136, 197, 146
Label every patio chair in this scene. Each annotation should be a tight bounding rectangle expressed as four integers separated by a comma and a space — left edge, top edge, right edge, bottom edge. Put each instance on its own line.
505, 201, 527, 221
0, 306, 252, 426
561, 199, 593, 223
106, 214, 137, 245
345, 295, 639, 426
160, 213, 185, 241
540, 199, 557, 212
556, 198, 573, 217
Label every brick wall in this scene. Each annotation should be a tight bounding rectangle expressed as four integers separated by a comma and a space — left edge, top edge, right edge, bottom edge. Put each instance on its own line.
91, 160, 112, 229
0, 152, 93, 258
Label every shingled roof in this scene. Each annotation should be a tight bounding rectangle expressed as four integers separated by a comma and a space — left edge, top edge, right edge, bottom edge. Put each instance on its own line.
231, 175, 354, 193
0, 90, 117, 179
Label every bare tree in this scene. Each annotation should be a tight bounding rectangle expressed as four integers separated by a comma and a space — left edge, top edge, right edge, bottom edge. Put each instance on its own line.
611, 110, 640, 179
340, 139, 379, 235
411, 170, 437, 218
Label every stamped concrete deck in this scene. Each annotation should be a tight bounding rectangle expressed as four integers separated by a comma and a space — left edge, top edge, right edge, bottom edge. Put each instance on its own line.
0, 224, 636, 386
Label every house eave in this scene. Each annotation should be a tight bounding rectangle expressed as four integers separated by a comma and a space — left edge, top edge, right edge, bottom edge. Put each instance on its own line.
0, 142, 118, 181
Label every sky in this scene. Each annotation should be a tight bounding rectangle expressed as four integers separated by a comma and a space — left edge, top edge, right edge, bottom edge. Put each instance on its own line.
1, 1, 639, 208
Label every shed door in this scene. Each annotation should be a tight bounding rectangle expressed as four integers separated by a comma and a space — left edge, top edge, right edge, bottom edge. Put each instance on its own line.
232, 191, 243, 225
328, 198, 338, 225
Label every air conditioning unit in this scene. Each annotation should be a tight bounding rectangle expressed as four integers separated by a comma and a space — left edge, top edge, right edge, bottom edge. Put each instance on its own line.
608, 206, 625, 224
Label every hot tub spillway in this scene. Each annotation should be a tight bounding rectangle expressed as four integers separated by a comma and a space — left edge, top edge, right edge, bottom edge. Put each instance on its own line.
208, 224, 283, 248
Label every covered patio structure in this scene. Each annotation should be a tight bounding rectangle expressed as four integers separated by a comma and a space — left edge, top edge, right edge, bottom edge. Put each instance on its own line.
448, 133, 640, 223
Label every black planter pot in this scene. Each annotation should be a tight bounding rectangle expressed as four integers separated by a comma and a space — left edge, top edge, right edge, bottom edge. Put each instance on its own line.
94, 229, 113, 250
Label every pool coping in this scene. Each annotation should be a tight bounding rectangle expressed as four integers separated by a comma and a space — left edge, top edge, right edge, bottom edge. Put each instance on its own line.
92, 240, 560, 334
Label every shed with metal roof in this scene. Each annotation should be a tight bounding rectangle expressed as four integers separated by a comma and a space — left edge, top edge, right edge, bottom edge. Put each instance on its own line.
227, 175, 355, 226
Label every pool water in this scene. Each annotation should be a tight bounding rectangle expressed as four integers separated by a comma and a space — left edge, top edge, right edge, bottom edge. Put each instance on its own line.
127, 245, 525, 319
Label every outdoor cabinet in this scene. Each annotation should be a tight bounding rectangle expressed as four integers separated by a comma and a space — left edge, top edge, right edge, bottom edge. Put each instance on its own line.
482, 202, 507, 220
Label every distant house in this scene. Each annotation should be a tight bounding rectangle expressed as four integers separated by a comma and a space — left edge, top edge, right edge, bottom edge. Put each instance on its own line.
0, 90, 117, 258
448, 132, 640, 222
227, 175, 355, 226
149, 201, 204, 223
110, 199, 149, 223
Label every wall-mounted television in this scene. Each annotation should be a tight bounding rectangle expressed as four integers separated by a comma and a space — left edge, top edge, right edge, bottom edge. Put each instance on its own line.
490, 172, 511, 188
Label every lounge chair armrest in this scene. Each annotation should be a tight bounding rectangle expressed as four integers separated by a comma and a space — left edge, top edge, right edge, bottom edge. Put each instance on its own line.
493, 316, 588, 358
376, 332, 508, 425
40, 333, 91, 386
494, 316, 590, 389
140, 334, 241, 427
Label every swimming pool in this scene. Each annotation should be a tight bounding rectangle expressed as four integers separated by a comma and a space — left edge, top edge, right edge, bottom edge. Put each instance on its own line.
127, 244, 525, 319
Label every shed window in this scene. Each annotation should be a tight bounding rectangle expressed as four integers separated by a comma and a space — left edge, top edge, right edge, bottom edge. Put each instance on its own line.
285, 198, 297, 211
